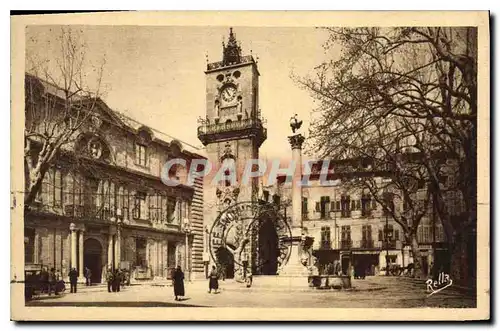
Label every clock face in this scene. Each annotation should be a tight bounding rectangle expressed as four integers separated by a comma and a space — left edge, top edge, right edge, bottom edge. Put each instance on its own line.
221, 86, 237, 103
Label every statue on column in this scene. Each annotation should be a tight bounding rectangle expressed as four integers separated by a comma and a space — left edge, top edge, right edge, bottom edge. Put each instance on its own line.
289, 114, 303, 134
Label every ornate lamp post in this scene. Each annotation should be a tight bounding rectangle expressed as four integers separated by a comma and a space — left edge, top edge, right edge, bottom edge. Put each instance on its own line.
183, 218, 191, 281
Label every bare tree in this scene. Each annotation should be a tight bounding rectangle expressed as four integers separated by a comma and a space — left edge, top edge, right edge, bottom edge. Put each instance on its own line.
24, 27, 106, 206
297, 27, 476, 284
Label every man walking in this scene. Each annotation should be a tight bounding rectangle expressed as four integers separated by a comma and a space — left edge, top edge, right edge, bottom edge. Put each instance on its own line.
85, 267, 92, 286
106, 267, 114, 293
68, 267, 78, 293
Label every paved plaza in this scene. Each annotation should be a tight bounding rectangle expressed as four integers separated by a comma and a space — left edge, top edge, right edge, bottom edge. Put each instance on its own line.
25, 276, 476, 308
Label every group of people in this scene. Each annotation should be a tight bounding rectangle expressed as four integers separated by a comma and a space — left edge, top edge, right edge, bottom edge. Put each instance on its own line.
106, 267, 127, 292
39, 267, 63, 296
170, 265, 221, 301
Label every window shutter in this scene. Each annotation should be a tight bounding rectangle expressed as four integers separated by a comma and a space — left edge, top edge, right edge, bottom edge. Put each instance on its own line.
356, 200, 361, 210
315, 202, 320, 212
378, 229, 383, 241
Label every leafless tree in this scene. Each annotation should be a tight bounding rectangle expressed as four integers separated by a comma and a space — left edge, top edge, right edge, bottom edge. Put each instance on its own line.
24, 27, 106, 206
297, 27, 476, 283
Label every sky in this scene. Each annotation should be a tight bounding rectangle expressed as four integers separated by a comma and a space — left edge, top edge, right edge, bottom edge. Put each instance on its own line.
25, 25, 335, 161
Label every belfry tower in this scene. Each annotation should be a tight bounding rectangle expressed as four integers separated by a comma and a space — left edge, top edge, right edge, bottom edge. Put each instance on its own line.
198, 28, 267, 278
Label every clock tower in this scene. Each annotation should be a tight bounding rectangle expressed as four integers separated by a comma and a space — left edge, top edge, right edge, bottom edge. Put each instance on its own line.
198, 28, 267, 277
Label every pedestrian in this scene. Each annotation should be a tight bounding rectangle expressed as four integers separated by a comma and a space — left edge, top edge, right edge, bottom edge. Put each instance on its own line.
208, 265, 219, 294
85, 267, 92, 286
106, 267, 114, 293
48, 268, 58, 296
68, 267, 78, 293
115, 269, 122, 292
173, 266, 185, 301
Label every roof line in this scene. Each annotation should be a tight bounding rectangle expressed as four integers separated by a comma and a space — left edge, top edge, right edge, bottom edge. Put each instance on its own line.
113, 109, 204, 151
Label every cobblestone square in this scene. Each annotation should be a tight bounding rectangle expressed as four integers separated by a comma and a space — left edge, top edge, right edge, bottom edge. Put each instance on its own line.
25, 276, 475, 309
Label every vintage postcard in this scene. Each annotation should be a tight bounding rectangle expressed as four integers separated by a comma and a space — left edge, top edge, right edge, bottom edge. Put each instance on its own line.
10, 11, 490, 321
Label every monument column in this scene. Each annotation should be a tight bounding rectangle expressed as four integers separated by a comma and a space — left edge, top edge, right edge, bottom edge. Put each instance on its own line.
279, 115, 311, 279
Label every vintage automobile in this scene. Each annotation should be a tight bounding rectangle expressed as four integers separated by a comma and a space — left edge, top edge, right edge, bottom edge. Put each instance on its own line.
24, 264, 66, 301
24, 264, 44, 301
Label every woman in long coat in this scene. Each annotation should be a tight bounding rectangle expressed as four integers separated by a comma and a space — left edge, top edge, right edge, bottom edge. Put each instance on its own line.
173, 266, 185, 301
208, 265, 219, 294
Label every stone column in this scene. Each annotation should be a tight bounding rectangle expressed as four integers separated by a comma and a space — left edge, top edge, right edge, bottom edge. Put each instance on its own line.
279, 133, 309, 279
107, 233, 113, 269
70, 224, 77, 269
114, 227, 121, 269
78, 229, 84, 279
290, 135, 304, 230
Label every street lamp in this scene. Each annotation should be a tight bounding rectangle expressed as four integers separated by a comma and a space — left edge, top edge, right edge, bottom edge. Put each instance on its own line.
183, 218, 191, 281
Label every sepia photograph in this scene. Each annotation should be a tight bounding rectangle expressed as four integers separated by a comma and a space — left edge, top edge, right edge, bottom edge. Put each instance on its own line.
10, 11, 489, 321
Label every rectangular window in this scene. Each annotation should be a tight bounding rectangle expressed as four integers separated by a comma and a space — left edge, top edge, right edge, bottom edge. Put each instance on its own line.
133, 192, 148, 220
341, 195, 351, 217
336, 200, 341, 211
24, 228, 35, 264
135, 143, 147, 166
135, 237, 147, 267
320, 226, 331, 249
167, 198, 176, 223
302, 197, 308, 216
53, 169, 63, 208
320, 196, 330, 219
341, 225, 351, 248
315, 201, 320, 213
361, 194, 371, 217
362, 225, 373, 248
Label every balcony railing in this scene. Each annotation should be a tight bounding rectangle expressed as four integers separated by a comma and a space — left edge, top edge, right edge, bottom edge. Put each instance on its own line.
340, 240, 352, 249
206, 55, 255, 71
197, 118, 265, 136
64, 204, 126, 221
319, 241, 332, 250
340, 210, 351, 218
360, 239, 374, 249
381, 240, 397, 250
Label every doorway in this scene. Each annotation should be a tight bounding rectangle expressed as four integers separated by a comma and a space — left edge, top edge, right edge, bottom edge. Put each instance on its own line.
216, 247, 235, 279
258, 218, 279, 275
84, 238, 103, 283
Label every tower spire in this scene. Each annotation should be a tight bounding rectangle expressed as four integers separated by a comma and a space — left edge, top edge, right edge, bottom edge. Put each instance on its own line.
223, 27, 242, 66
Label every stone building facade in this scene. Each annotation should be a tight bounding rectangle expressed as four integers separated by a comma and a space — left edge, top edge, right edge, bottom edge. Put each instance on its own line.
24, 73, 205, 283
270, 159, 463, 277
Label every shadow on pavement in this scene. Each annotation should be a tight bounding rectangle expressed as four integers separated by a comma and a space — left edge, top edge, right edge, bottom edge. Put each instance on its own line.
26, 301, 207, 307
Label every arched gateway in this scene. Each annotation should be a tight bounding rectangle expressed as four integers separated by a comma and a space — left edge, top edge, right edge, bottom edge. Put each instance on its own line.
209, 201, 292, 278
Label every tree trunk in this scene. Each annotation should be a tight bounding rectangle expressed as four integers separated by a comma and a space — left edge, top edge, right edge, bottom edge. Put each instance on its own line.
449, 223, 476, 289
410, 235, 425, 279
24, 166, 47, 207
